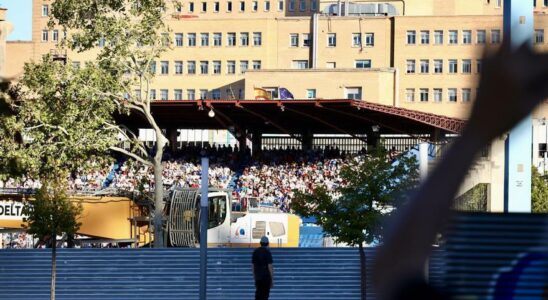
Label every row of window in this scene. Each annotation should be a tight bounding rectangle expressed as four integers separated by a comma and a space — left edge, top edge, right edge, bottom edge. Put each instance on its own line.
405, 88, 474, 103
170, 32, 261, 47
140, 88, 232, 100
406, 29, 545, 45
145, 60, 262, 75
176, 0, 317, 13
406, 59, 482, 74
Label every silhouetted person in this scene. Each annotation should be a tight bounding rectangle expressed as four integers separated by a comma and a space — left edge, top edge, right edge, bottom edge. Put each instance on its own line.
252, 236, 274, 300
373, 42, 548, 300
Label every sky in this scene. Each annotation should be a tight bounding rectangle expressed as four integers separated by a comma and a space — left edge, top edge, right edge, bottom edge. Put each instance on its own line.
2, 0, 32, 41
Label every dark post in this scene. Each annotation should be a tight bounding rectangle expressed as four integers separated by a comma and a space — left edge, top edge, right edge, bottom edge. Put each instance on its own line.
199, 156, 209, 300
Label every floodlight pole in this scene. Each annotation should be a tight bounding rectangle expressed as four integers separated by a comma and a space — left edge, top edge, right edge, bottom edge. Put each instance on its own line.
199, 156, 209, 300
503, 0, 533, 212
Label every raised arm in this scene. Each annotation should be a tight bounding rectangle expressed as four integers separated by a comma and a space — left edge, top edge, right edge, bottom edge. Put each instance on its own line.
372, 43, 548, 300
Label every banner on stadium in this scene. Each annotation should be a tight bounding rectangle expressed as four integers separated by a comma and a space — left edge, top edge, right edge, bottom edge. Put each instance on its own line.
0, 201, 26, 220
254, 88, 271, 100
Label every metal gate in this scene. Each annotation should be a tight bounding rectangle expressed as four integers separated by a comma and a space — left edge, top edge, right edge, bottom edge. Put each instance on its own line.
168, 189, 199, 247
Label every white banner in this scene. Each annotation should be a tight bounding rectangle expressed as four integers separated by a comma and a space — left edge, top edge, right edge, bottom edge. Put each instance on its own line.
0, 201, 26, 220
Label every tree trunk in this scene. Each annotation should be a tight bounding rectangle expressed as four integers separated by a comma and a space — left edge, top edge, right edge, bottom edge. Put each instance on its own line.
50, 233, 56, 300
153, 130, 167, 248
359, 242, 366, 300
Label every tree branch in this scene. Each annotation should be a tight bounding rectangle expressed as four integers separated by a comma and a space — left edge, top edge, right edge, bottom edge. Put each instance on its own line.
109, 146, 152, 167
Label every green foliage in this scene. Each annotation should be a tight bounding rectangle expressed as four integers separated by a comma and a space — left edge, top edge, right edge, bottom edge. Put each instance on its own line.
292, 147, 419, 246
452, 183, 488, 212
22, 182, 82, 241
0, 56, 119, 182
532, 167, 548, 213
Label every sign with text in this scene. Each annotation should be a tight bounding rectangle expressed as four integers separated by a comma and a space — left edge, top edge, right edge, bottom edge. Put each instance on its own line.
0, 201, 26, 220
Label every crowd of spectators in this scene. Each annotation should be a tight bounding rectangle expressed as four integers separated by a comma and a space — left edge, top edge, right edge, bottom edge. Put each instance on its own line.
0, 145, 366, 213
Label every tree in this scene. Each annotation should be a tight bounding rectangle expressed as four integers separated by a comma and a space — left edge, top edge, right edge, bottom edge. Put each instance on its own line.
291, 147, 419, 300
50, 0, 176, 247
532, 167, 548, 213
0, 56, 119, 300
22, 182, 82, 300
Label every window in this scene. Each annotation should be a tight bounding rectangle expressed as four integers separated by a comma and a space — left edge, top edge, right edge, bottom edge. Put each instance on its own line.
345, 87, 362, 100
352, 33, 361, 47
364, 33, 374, 46
161, 89, 169, 100
42, 4, 49, 17
289, 0, 295, 11
406, 59, 416, 74
477, 30, 486, 44
240, 60, 249, 73
355, 60, 371, 69
327, 33, 336, 47
290, 34, 299, 47
265, 0, 270, 10
240, 32, 249, 46
133, 89, 141, 101
299, 0, 306, 11
449, 30, 458, 44
175, 3, 183, 12
214, 1, 220, 12
406, 31, 416, 44
213, 33, 222, 46
72, 61, 81, 69
200, 89, 208, 100
405, 89, 415, 102
462, 59, 472, 73
462, 88, 472, 102
188, 33, 196, 46
420, 88, 429, 102
252, 60, 262, 70
175, 61, 183, 75
227, 61, 236, 74
188, 61, 196, 74
227, 33, 236, 46
491, 29, 501, 43
97, 36, 106, 47
227, 1, 233, 11
448, 88, 457, 102
433, 59, 443, 73
240, 1, 245, 11
200, 61, 209, 74
433, 88, 442, 102
434, 30, 443, 44
150, 89, 157, 100
174, 89, 183, 100
462, 30, 472, 44
42, 30, 48, 42
306, 89, 316, 99
539, 143, 547, 158
201, 33, 209, 46
161, 61, 169, 75
420, 59, 429, 73
189, 2, 195, 12
278, 0, 284, 10
53, 30, 59, 43
311, 0, 317, 11
161, 33, 169, 46
420, 31, 429, 44
448, 59, 457, 73
202, 2, 207, 11
496, 0, 501, 7
292, 60, 308, 69
253, 32, 262, 46
535, 29, 545, 44
187, 89, 196, 100
213, 61, 221, 74
476, 59, 483, 73
252, 1, 258, 11
326, 62, 336, 69
302, 34, 310, 47
212, 89, 221, 100
149, 61, 157, 74
175, 33, 183, 47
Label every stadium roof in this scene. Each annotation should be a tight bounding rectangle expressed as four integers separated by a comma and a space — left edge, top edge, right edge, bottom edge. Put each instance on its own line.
118, 99, 466, 136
